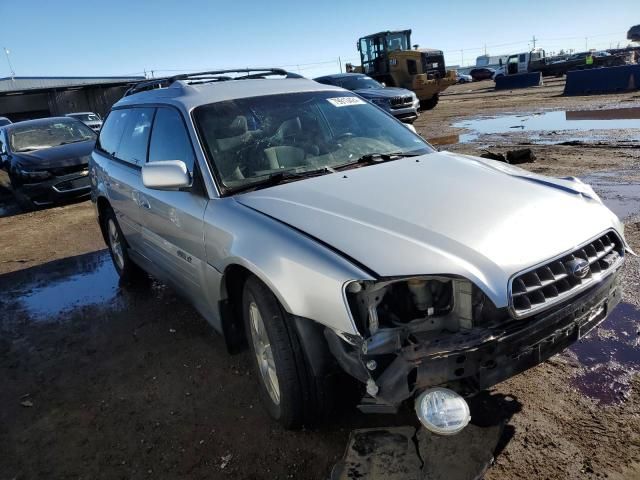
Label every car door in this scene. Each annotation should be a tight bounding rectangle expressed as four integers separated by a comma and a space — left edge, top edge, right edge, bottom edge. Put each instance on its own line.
138, 106, 208, 300
96, 107, 154, 251
519, 53, 528, 73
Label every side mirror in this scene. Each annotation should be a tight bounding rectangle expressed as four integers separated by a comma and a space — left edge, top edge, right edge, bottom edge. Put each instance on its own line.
142, 160, 191, 190
380, 82, 387, 87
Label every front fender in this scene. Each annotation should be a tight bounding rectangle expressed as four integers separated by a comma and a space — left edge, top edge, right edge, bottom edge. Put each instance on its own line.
203, 197, 374, 336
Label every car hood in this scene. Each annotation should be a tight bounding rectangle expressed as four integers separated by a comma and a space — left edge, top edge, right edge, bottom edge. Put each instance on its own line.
235, 151, 625, 308
354, 87, 414, 99
13, 140, 95, 170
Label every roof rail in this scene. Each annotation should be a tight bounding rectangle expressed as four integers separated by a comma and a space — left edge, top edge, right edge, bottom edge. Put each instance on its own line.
123, 68, 303, 96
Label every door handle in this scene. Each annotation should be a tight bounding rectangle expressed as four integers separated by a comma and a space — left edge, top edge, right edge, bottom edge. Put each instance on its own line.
138, 194, 151, 209
139, 198, 151, 209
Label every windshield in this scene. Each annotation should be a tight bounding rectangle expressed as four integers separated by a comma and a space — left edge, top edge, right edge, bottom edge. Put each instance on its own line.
69, 113, 100, 122
194, 91, 433, 194
335, 76, 383, 90
9, 120, 96, 152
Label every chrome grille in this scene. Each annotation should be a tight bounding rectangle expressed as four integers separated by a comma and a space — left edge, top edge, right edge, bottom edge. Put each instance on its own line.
390, 95, 414, 108
510, 231, 624, 317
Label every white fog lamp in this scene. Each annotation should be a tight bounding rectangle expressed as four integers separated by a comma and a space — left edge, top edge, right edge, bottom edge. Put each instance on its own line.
415, 387, 471, 435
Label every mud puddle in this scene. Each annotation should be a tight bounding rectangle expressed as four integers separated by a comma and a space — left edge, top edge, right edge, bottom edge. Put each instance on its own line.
453, 107, 640, 144
581, 169, 640, 219
0, 251, 122, 322
0, 250, 174, 324
569, 302, 640, 404
20, 254, 120, 320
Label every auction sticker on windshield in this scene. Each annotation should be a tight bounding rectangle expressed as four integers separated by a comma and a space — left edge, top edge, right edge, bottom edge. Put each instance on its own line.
327, 97, 367, 107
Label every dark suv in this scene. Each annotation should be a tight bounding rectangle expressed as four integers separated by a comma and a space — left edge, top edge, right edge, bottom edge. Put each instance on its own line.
314, 73, 420, 123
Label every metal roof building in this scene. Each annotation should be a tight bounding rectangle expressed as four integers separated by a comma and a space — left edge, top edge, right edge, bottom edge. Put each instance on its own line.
0, 76, 144, 122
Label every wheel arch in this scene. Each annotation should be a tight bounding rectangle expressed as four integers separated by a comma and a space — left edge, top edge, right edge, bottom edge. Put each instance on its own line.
218, 261, 335, 378
96, 195, 112, 245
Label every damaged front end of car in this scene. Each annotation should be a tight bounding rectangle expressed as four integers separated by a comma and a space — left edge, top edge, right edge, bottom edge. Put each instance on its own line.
324, 232, 626, 427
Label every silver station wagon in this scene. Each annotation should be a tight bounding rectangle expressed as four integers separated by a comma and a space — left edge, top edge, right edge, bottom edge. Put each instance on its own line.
90, 69, 631, 434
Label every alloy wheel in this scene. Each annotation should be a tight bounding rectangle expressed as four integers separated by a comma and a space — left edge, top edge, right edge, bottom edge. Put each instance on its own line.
107, 219, 125, 271
249, 301, 280, 405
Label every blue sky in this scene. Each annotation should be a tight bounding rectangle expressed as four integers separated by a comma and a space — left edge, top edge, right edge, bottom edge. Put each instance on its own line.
1, 0, 636, 79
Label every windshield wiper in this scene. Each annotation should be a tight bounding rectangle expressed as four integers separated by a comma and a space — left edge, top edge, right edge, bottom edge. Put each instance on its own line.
227, 166, 335, 195
333, 151, 422, 171
59, 139, 91, 146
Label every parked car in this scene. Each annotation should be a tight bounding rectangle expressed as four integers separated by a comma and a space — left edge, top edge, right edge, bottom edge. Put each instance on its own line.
3, 117, 96, 206
456, 72, 473, 83
0, 116, 12, 127
314, 73, 420, 123
65, 112, 103, 132
468, 67, 495, 81
91, 69, 629, 435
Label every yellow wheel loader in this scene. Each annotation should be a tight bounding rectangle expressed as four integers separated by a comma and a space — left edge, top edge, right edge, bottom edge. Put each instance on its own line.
353, 30, 456, 110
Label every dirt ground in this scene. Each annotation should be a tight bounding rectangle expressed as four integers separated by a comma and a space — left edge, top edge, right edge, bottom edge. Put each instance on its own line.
1, 78, 639, 480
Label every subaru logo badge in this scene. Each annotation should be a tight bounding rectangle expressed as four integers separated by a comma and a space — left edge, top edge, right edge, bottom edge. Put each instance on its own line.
567, 258, 590, 279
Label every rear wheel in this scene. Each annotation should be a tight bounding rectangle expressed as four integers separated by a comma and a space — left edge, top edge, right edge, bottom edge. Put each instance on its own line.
242, 275, 326, 429
420, 94, 439, 110
102, 207, 145, 282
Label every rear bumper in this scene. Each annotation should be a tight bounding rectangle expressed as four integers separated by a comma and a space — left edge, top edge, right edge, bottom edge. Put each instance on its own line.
327, 264, 623, 408
19, 171, 91, 205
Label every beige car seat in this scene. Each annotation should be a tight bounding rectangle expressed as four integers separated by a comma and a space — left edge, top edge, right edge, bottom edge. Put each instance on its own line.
263, 146, 306, 169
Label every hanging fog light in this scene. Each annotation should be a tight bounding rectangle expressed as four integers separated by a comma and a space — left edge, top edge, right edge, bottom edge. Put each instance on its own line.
415, 387, 471, 435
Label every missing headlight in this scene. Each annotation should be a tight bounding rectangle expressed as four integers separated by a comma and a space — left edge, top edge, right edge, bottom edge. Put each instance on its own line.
347, 277, 477, 335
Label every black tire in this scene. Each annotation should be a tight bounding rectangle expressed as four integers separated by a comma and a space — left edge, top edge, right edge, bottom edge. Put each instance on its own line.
242, 275, 326, 429
102, 207, 146, 283
420, 94, 439, 111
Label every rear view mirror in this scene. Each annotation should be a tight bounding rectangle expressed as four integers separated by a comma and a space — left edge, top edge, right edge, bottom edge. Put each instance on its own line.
142, 160, 191, 190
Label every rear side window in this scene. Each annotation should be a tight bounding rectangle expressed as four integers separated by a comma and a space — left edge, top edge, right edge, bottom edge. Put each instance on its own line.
148, 107, 195, 172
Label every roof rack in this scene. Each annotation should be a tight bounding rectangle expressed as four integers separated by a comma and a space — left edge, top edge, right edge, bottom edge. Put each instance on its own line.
123, 68, 303, 97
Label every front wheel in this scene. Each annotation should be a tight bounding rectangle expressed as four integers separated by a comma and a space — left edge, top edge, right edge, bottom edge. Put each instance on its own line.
242, 276, 326, 429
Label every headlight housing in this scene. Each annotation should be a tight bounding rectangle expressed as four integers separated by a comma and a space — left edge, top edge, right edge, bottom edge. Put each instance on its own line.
18, 168, 52, 182
346, 276, 478, 335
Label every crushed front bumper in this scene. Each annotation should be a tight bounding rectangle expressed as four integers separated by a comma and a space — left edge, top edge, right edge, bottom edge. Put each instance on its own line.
327, 266, 623, 408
